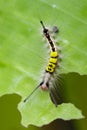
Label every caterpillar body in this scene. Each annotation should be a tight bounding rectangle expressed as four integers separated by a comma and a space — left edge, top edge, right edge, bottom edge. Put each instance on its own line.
24, 21, 62, 107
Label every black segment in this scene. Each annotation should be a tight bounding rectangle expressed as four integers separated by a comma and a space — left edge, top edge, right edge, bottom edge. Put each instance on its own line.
40, 21, 55, 52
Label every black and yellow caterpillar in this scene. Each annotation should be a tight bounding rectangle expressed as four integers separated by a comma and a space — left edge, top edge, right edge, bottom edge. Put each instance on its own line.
24, 21, 62, 107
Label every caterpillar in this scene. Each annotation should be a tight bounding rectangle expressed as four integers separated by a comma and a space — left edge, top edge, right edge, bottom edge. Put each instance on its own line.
24, 21, 62, 107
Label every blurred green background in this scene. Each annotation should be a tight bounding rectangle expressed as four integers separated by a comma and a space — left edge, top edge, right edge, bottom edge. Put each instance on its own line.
0, 0, 87, 130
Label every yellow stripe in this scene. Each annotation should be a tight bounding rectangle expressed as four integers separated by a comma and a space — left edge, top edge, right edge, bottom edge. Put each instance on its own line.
50, 51, 58, 57
46, 62, 56, 73
46, 51, 58, 73
50, 57, 57, 64
46, 63, 55, 73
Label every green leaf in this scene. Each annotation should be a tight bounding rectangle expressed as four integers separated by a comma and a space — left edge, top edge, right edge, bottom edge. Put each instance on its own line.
0, 0, 86, 127
18, 102, 83, 127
